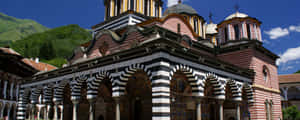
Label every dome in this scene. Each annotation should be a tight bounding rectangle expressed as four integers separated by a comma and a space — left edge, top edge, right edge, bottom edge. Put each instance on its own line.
206, 23, 218, 34
225, 12, 248, 20
163, 3, 198, 16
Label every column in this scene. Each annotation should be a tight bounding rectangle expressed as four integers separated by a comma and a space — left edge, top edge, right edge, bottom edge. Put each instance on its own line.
54, 103, 59, 120
0, 106, 4, 118
196, 101, 202, 120
219, 101, 224, 120
89, 99, 96, 120
3, 81, 8, 99
7, 106, 11, 120
43, 105, 47, 120
59, 105, 64, 120
46, 104, 51, 120
150, 61, 171, 120
10, 83, 14, 100
37, 105, 42, 120
31, 104, 36, 120
115, 97, 120, 120
72, 100, 79, 120
236, 103, 241, 120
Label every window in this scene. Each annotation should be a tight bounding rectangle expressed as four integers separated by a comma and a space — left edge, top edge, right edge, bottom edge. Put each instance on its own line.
129, 0, 134, 10
265, 100, 273, 120
116, 0, 121, 16
106, 3, 111, 19
154, 2, 159, 17
177, 24, 181, 33
263, 66, 269, 81
194, 18, 198, 34
144, 0, 148, 15
224, 26, 229, 42
247, 24, 251, 39
234, 24, 240, 40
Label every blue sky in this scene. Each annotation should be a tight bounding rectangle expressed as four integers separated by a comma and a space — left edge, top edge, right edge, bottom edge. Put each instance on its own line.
1, 0, 300, 74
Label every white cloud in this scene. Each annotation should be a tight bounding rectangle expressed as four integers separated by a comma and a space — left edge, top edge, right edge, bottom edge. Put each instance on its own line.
264, 24, 300, 40
264, 27, 289, 39
289, 25, 300, 32
168, 0, 178, 7
276, 46, 300, 65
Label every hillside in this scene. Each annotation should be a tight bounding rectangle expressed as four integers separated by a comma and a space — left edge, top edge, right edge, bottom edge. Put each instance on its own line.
0, 12, 48, 46
10, 24, 92, 67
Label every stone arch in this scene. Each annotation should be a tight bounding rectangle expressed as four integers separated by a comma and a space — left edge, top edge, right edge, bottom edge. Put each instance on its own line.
53, 80, 70, 103
242, 83, 254, 103
30, 87, 43, 104
170, 64, 203, 96
121, 63, 152, 120
43, 84, 54, 104
87, 70, 113, 100
70, 74, 88, 101
118, 63, 152, 96
225, 79, 242, 101
203, 73, 225, 99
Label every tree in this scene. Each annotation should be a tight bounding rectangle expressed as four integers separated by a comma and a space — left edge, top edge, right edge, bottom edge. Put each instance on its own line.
39, 41, 55, 60
283, 106, 300, 120
295, 70, 300, 74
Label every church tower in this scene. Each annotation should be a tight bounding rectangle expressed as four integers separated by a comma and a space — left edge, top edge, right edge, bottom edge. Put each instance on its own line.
103, 0, 163, 20
92, 0, 163, 33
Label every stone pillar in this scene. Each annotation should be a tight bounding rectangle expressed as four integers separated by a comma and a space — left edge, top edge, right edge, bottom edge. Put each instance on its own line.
236, 103, 241, 120
10, 83, 14, 100
7, 105, 11, 120
72, 100, 79, 120
88, 99, 96, 120
59, 105, 64, 120
54, 103, 59, 120
219, 101, 224, 120
115, 97, 120, 120
37, 106, 41, 120
196, 102, 202, 120
0, 105, 4, 118
31, 104, 36, 120
282, 87, 289, 101
44, 105, 48, 120
46, 104, 51, 120
3, 81, 8, 99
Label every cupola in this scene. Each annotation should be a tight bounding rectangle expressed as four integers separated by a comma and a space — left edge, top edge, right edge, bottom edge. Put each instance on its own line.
163, 1, 206, 38
217, 11, 262, 44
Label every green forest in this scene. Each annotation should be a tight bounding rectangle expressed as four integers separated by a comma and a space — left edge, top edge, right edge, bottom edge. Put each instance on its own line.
10, 24, 92, 67
0, 12, 92, 67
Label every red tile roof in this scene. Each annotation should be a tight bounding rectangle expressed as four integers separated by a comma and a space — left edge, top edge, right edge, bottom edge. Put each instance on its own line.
0, 47, 21, 56
279, 74, 300, 83
0, 47, 57, 72
22, 59, 57, 71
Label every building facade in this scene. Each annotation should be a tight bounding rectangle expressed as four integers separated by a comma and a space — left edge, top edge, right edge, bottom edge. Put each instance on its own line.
16, 0, 282, 120
279, 74, 300, 110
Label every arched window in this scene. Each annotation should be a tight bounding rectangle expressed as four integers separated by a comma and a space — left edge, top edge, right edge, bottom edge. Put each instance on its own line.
263, 66, 269, 81
234, 24, 240, 40
247, 24, 251, 39
154, 2, 159, 17
224, 26, 229, 42
129, 0, 134, 10
116, 0, 121, 16
144, 0, 148, 15
106, 2, 111, 19
194, 18, 198, 34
